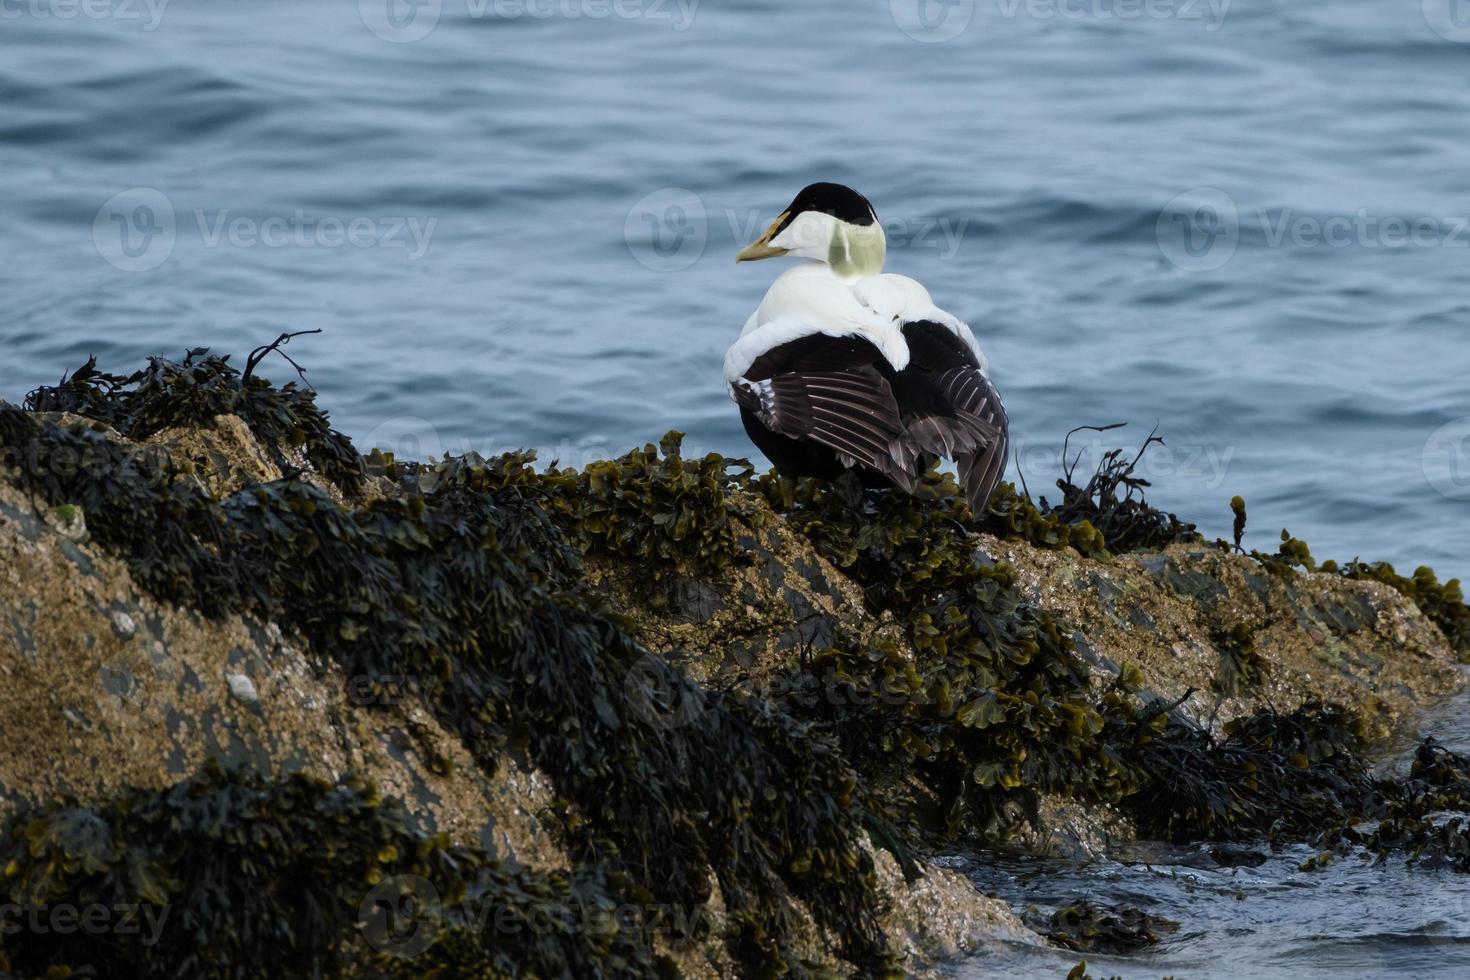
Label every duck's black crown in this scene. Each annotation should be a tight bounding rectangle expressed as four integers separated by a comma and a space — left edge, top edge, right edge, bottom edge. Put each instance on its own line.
781, 182, 878, 227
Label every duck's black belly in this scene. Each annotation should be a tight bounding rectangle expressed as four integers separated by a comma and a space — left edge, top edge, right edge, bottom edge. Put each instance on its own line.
740, 407, 902, 488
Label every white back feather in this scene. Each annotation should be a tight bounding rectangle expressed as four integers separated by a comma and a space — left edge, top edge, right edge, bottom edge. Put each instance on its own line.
725, 263, 911, 382
727, 264, 989, 383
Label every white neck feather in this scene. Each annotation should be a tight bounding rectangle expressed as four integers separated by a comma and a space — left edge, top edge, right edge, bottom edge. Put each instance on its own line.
769, 211, 886, 280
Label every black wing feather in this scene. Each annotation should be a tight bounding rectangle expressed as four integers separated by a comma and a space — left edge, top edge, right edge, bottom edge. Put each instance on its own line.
948, 368, 1010, 514
733, 364, 912, 486
895, 321, 1010, 513
731, 322, 1008, 509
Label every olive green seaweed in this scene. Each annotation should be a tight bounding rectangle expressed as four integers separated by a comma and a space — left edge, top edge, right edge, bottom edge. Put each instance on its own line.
1, 352, 897, 977
0, 763, 664, 979
1035, 900, 1178, 954
4, 348, 1470, 979
25, 348, 364, 495
752, 467, 1131, 842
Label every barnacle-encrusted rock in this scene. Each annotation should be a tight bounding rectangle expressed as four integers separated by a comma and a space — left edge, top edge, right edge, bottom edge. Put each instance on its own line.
982, 535, 1462, 738
0, 479, 565, 871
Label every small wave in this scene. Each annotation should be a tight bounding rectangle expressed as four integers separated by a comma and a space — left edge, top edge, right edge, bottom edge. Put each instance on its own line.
0, 64, 272, 154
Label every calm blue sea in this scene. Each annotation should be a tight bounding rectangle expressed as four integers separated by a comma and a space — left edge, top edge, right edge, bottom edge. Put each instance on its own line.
5, 3, 1470, 976
5, 1, 1470, 584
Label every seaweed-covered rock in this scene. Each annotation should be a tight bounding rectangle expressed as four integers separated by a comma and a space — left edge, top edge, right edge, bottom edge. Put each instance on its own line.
1, 353, 1033, 977
588, 485, 893, 687
595, 468, 1461, 856
0, 476, 565, 870
0, 765, 646, 980
3, 348, 1468, 978
1033, 900, 1178, 953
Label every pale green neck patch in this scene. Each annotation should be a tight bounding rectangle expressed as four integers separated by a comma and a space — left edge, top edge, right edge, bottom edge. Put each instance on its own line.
828, 221, 886, 279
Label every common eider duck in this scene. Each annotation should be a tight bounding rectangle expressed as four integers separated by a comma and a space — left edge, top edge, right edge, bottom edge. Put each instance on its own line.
724, 182, 1008, 513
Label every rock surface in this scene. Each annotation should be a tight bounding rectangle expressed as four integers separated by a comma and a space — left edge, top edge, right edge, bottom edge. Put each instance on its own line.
591, 490, 1463, 863
985, 535, 1463, 737
0, 415, 1030, 975
1, 401, 1464, 976
0, 478, 566, 871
